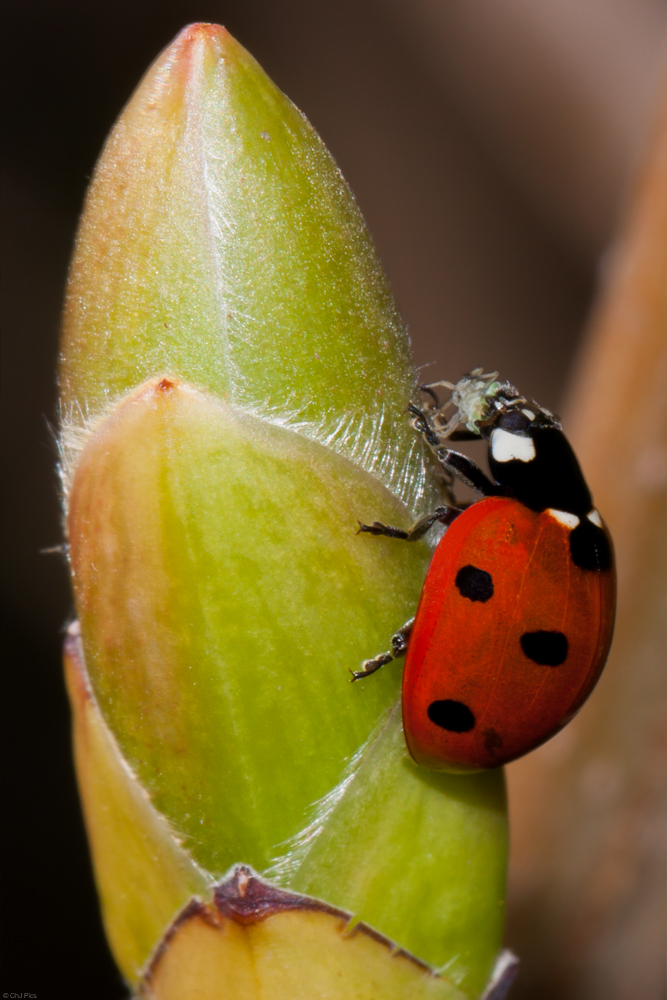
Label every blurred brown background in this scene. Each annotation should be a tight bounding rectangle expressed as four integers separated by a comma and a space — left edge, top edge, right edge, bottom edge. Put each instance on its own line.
1, 1, 665, 996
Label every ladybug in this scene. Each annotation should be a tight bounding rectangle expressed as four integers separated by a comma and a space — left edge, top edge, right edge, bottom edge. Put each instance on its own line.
354, 370, 616, 772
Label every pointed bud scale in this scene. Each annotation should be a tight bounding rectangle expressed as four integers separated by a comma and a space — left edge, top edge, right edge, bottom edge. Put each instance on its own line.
64, 623, 210, 981
60, 24, 508, 999
137, 867, 468, 1000
60, 23, 427, 514
67, 377, 431, 875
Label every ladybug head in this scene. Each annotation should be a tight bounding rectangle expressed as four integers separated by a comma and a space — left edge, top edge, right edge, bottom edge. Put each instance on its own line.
422, 369, 559, 439
422, 370, 592, 513
475, 386, 559, 441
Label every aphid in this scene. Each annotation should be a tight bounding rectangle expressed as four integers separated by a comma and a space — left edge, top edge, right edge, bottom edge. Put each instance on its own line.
355, 370, 616, 772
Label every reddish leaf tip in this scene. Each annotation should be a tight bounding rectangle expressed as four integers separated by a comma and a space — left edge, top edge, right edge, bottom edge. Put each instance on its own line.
169, 21, 237, 65
156, 377, 177, 393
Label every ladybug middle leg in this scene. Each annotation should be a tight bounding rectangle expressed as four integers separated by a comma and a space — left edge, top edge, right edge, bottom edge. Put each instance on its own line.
440, 450, 502, 497
350, 618, 414, 681
357, 505, 461, 542
352, 399, 504, 685
352, 506, 462, 682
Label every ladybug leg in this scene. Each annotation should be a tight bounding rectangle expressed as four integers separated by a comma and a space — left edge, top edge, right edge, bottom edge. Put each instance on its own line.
357, 521, 410, 541
439, 450, 502, 497
409, 404, 500, 496
408, 403, 442, 449
391, 618, 414, 654
350, 618, 414, 682
403, 506, 462, 540
350, 651, 393, 680
357, 505, 461, 542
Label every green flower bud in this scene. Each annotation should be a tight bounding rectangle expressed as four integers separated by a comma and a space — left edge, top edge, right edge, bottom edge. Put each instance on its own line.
60, 24, 508, 997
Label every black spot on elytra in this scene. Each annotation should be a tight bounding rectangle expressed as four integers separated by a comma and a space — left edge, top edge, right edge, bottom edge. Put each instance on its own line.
521, 631, 568, 666
428, 700, 475, 733
483, 728, 504, 755
455, 565, 494, 602
569, 518, 612, 571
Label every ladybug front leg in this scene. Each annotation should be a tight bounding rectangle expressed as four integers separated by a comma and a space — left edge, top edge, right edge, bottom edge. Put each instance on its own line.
350, 619, 414, 681
357, 505, 461, 542
408, 403, 501, 498
440, 450, 502, 497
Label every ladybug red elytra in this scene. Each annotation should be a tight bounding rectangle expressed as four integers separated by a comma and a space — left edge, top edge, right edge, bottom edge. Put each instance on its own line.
354, 370, 616, 772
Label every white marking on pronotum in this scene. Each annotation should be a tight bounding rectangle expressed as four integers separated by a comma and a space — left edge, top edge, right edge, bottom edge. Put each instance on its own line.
490, 427, 536, 463
587, 508, 603, 527
522, 409, 536, 420
547, 509, 580, 529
